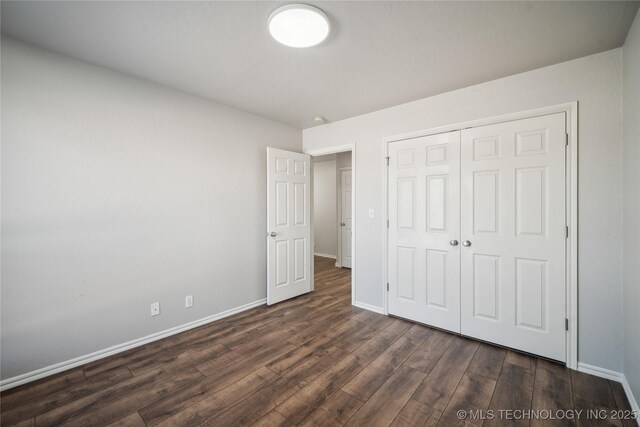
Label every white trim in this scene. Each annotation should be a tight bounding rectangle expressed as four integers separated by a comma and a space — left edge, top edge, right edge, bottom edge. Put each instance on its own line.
382, 138, 390, 315
306, 144, 353, 156
314, 252, 337, 259
622, 377, 640, 414
384, 103, 576, 144
578, 362, 625, 381
577, 363, 639, 413
566, 104, 579, 371
307, 143, 356, 306
0, 298, 266, 392
381, 102, 579, 369
353, 301, 386, 315
310, 159, 315, 291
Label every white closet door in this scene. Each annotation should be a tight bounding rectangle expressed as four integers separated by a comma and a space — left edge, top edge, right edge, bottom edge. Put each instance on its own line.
267, 148, 311, 305
460, 113, 566, 361
388, 132, 461, 332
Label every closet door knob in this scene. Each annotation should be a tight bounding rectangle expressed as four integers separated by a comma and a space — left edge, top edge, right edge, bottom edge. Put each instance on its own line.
449, 240, 459, 246
462, 240, 471, 247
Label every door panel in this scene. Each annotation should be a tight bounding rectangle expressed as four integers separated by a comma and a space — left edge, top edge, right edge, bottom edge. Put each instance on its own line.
340, 169, 352, 268
398, 177, 416, 229
472, 254, 500, 320
515, 257, 546, 329
460, 113, 566, 362
388, 132, 461, 332
267, 148, 311, 305
473, 170, 500, 234
425, 249, 447, 307
275, 240, 289, 287
397, 246, 415, 300
294, 183, 306, 226
426, 175, 447, 231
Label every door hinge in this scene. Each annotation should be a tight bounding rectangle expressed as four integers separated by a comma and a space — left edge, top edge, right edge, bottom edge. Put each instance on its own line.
565, 133, 569, 146
565, 318, 569, 331
386, 156, 390, 166
387, 219, 389, 228
387, 282, 390, 291
566, 226, 569, 238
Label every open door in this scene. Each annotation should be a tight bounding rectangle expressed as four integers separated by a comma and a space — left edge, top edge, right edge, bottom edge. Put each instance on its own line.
267, 148, 312, 305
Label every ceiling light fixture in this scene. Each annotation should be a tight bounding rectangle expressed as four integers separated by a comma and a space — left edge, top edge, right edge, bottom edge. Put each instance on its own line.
268, 4, 330, 48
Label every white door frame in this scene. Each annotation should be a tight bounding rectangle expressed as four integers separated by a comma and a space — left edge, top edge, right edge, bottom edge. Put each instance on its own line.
306, 143, 356, 305
381, 102, 578, 369
337, 167, 352, 269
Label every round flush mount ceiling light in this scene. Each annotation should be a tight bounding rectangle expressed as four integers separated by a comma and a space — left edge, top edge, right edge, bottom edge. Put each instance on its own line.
268, 4, 330, 48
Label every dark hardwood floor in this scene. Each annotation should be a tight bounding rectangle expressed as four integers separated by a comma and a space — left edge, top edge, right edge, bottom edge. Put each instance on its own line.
1, 256, 635, 426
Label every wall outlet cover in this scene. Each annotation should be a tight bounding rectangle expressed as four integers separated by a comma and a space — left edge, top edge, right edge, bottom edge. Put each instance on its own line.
150, 302, 160, 317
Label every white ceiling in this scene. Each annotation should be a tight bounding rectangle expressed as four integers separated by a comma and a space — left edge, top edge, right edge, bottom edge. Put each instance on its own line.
2, 1, 638, 128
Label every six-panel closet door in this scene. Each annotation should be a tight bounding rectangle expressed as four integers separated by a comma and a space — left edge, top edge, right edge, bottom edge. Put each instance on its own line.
388, 131, 461, 332
388, 112, 567, 362
460, 113, 567, 362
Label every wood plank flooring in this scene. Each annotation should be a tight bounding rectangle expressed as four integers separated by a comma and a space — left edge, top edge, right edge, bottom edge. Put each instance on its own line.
1, 256, 635, 426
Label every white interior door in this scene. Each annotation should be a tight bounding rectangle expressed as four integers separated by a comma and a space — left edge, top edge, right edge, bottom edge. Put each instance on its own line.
340, 169, 352, 268
388, 132, 461, 332
267, 148, 311, 305
460, 113, 567, 361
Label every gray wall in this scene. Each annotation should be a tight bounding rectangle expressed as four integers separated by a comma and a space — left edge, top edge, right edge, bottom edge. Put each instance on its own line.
623, 10, 640, 405
0, 37, 301, 380
304, 49, 624, 372
336, 152, 352, 171
313, 158, 337, 257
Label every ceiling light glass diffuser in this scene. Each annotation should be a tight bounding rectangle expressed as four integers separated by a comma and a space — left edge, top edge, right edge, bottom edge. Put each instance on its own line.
268, 4, 330, 48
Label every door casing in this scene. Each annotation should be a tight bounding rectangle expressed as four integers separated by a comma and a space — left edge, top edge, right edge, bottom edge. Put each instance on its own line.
382, 102, 578, 369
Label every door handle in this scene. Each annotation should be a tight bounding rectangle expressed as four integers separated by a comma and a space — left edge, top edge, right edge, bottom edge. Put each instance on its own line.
340, 222, 346, 226
449, 240, 459, 246
269, 232, 277, 237
462, 240, 471, 247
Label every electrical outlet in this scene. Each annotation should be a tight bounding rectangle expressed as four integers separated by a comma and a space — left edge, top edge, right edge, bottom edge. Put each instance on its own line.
150, 302, 160, 317
185, 295, 194, 308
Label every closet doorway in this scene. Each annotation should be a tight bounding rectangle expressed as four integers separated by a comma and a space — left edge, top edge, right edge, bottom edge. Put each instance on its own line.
386, 108, 575, 364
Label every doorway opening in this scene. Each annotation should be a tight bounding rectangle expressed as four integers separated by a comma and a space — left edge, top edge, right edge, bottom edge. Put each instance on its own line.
310, 149, 354, 303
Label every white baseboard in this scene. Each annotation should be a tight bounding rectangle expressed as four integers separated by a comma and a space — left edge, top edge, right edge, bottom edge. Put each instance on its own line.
314, 252, 336, 259
353, 301, 386, 315
577, 362, 624, 381
577, 362, 639, 413
0, 298, 267, 392
621, 376, 640, 414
